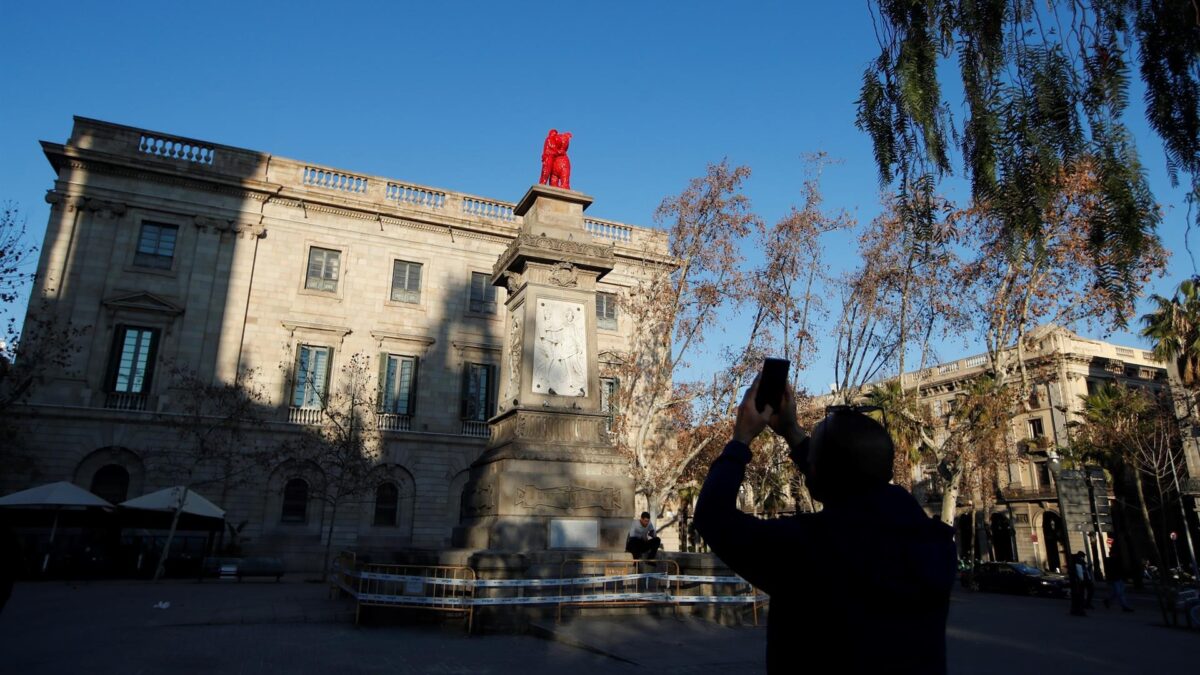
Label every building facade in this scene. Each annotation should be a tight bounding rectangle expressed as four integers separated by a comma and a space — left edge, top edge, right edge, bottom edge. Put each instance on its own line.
898, 324, 1186, 573
6, 117, 669, 569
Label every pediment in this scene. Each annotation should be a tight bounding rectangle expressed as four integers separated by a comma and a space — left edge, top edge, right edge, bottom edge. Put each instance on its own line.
102, 291, 184, 316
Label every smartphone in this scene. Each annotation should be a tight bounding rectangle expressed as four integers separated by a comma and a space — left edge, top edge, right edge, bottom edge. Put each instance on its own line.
755, 358, 790, 413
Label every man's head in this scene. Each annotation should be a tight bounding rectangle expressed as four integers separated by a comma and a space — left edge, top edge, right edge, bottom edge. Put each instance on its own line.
792, 410, 894, 502
640, 511, 651, 527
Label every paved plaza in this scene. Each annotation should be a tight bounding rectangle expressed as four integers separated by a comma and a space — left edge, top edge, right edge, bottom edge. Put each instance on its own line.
0, 579, 1195, 673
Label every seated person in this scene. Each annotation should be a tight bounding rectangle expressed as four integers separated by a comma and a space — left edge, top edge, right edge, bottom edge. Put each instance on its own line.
625, 511, 662, 560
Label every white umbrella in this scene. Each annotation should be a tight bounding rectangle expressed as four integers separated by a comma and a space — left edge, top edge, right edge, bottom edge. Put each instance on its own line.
121, 486, 225, 520
0, 481, 113, 509
0, 481, 114, 572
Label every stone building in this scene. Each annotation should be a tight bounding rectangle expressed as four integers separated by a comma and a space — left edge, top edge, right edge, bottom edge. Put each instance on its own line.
6, 117, 670, 569
898, 324, 1182, 572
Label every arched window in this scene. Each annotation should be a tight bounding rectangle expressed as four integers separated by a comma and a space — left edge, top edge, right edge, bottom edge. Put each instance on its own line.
281, 478, 309, 523
373, 482, 399, 527
90, 464, 130, 504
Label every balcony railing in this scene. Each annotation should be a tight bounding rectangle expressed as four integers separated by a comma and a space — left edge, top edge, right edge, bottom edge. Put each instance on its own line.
377, 413, 412, 432
461, 420, 489, 438
288, 407, 324, 425
999, 484, 1059, 502
104, 392, 148, 411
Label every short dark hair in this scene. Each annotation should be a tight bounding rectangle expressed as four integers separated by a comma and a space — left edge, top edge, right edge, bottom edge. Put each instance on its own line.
640, 511, 651, 519
810, 410, 894, 493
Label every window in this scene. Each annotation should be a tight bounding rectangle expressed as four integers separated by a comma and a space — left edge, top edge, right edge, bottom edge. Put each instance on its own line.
373, 482, 399, 527
380, 354, 418, 415
1035, 462, 1052, 489
90, 465, 130, 504
469, 272, 497, 314
107, 326, 158, 393
134, 222, 178, 269
305, 247, 340, 292
1027, 417, 1045, 439
292, 345, 332, 409
461, 363, 495, 421
601, 377, 618, 430
390, 260, 422, 304
281, 479, 308, 523
596, 292, 618, 330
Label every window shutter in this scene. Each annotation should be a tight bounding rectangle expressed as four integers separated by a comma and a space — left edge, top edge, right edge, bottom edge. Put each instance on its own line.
316, 347, 332, 406
292, 346, 310, 408
142, 328, 161, 393
408, 357, 419, 416
487, 364, 497, 418
459, 365, 471, 419
377, 352, 389, 412
104, 325, 126, 392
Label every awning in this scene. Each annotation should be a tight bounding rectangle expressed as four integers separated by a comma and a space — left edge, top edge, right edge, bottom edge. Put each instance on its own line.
121, 486, 225, 520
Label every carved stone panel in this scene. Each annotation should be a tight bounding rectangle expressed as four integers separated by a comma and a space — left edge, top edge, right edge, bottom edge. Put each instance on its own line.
505, 305, 523, 404
532, 299, 587, 397
514, 485, 622, 512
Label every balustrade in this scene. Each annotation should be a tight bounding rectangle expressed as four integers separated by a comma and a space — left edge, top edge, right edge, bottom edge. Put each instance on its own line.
461, 420, 489, 438
964, 355, 987, 368
461, 196, 515, 222
385, 182, 446, 209
138, 134, 215, 165
288, 407, 324, 425
377, 413, 412, 432
303, 166, 369, 194
584, 218, 633, 243
104, 392, 148, 411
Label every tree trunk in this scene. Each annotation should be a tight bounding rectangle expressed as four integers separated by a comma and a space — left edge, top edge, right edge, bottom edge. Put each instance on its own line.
153, 486, 189, 582
940, 471, 962, 527
1134, 471, 1172, 625
322, 500, 340, 582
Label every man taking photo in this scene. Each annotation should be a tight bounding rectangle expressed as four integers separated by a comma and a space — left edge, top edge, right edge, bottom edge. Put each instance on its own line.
694, 378, 956, 674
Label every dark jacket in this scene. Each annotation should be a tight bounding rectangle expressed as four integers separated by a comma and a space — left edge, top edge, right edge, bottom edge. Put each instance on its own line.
694, 441, 956, 674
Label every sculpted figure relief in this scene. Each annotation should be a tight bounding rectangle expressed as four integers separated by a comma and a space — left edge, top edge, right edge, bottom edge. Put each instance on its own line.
533, 299, 587, 397
538, 129, 572, 190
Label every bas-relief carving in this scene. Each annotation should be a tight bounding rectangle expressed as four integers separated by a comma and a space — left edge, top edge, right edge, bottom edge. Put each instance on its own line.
515, 485, 621, 512
533, 299, 587, 397
461, 482, 496, 516
547, 262, 578, 288
503, 270, 524, 294
507, 309, 522, 402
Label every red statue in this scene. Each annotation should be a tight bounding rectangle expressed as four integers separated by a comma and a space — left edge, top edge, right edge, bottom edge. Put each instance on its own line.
539, 129, 572, 190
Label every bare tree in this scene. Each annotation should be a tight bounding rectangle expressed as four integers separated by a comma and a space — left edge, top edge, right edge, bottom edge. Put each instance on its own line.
607, 160, 760, 522
148, 364, 270, 581
284, 352, 382, 580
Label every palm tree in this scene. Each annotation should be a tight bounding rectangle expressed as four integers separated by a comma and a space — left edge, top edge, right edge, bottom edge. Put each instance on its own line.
1141, 276, 1200, 388
864, 379, 929, 489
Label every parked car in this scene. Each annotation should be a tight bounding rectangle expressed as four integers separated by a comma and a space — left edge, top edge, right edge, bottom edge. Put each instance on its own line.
971, 562, 1069, 598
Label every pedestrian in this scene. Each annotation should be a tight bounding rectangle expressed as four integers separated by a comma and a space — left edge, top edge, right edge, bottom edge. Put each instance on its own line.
1080, 552, 1096, 609
625, 512, 661, 560
1103, 556, 1134, 612
1069, 552, 1088, 616
693, 379, 956, 674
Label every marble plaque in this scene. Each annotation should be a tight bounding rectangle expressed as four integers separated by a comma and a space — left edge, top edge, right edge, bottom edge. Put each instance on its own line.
549, 519, 600, 549
532, 299, 588, 397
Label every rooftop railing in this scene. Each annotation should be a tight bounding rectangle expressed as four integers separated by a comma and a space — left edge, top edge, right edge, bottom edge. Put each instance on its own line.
66, 117, 663, 250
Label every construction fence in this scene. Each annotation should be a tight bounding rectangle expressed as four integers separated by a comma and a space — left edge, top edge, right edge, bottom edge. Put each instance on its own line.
330, 553, 766, 633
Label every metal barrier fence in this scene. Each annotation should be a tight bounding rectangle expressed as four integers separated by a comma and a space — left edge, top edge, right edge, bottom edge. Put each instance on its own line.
330, 555, 766, 632
332, 554, 476, 632
556, 558, 680, 622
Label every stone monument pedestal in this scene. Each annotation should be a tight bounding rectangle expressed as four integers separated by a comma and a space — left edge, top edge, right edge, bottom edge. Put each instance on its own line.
452, 184, 634, 551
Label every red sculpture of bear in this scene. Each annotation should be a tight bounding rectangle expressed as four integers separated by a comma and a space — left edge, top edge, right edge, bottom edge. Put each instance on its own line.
539, 129, 572, 190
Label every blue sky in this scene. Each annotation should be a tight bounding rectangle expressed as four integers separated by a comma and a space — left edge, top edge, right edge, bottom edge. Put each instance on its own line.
1, 1, 1193, 392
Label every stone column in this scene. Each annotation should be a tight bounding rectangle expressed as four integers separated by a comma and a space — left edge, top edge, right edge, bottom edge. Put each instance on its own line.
453, 184, 634, 551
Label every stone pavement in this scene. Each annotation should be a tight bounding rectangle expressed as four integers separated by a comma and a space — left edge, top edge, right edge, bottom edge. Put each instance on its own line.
1, 578, 1196, 674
